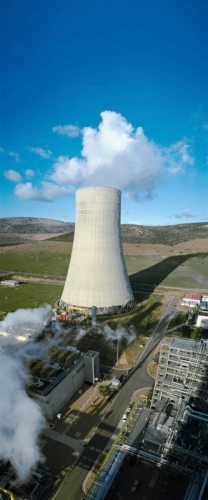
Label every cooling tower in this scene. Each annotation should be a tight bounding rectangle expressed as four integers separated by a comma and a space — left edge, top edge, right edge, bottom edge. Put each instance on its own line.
60, 186, 135, 316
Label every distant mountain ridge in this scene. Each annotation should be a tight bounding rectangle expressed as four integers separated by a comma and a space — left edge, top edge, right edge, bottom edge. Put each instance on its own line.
0, 217, 208, 246
121, 223, 208, 246
0, 217, 75, 234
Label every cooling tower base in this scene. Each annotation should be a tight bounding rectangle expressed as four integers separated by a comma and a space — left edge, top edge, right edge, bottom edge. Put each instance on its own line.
59, 299, 136, 317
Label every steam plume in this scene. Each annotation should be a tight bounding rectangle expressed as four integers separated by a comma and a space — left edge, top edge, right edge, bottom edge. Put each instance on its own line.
0, 354, 45, 480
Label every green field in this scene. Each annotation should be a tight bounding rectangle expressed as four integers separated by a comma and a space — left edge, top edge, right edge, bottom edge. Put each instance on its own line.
0, 251, 70, 275
0, 283, 63, 314
126, 254, 208, 288
0, 242, 208, 289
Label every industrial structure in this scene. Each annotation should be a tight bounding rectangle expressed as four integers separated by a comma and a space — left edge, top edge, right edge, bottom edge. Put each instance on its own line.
28, 346, 100, 419
151, 337, 208, 409
59, 186, 135, 316
86, 337, 208, 500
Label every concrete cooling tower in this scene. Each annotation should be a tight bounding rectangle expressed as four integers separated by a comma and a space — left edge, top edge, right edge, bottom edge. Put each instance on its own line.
59, 186, 135, 316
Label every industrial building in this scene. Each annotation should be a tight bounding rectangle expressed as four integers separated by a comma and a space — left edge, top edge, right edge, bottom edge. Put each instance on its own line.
84, 350, 100, 384
0, 463, 53, 500
0, 280, 21, 287
142, 337, 208, 499
59, 186, 135, 316
29, 346, 100, 419
151, 337, 208, 409
86, 337, 208, 500
196, 310, 208, 329
182, 293, 201, 307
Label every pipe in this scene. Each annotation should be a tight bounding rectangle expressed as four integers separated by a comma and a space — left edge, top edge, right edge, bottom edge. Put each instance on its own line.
181, 405, 208, 424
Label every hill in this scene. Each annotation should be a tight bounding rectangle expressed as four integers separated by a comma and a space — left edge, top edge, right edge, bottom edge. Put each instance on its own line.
121, 223, 208, 246
0, 217, 74, 245
0, 218, 208, 246
39, 221, 208, 246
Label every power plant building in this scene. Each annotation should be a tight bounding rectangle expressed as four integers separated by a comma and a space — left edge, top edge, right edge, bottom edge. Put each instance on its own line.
29, 346, 100, 419
60, 186, 135, 315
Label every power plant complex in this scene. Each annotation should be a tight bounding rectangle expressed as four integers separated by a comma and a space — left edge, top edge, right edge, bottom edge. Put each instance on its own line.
59, 186, 135, 316
2, 188, 208, 500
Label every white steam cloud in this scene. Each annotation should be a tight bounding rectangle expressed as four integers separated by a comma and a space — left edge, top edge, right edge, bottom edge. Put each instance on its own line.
0, 305, 52, 480
51, 110, 194, 200
75, 323, 136, 344
0, 355, 45, 481
0, 304, 52, 338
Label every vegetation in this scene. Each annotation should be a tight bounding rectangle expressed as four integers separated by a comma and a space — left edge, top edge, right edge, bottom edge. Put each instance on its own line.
0, 283, 63, 316
102, 292, 170, 335
98, 385, 116, 398
0, 250, 70, 275
121, 222, 208, 245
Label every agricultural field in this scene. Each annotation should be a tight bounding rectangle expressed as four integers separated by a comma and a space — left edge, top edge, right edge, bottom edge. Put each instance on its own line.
0, 241, 72, 275
0, 239, 208, 289
126, 253, 208, 288
0, 283, 63, 316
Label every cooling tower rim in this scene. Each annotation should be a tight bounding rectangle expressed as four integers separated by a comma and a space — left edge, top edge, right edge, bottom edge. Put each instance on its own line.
59, 299, 135, 316
77, 186, 121, 195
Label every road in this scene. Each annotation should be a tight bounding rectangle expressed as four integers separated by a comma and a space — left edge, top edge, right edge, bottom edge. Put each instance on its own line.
1, 271, 208, 292
53, 295, 178, 500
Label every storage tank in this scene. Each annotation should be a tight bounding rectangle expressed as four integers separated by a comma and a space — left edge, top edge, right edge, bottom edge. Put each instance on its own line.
60, 186, 135, 315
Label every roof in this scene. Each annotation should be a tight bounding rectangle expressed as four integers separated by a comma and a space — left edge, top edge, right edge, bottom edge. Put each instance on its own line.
84, 350, 99, 358
184, 294, 201, 300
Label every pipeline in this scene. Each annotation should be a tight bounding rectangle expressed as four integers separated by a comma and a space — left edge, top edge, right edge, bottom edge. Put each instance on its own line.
181, 405, 208, 424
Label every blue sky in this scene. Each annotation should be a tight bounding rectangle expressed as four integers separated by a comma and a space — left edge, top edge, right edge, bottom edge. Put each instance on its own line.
0, 0, 207, 225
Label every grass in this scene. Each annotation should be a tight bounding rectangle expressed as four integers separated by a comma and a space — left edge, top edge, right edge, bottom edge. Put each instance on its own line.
0, 251, 70, 276
1, 241, 208, 289
57, 292, 169, 368
102, 292, 169, 335
127, 253, 208, 288
0, 283, 63, 315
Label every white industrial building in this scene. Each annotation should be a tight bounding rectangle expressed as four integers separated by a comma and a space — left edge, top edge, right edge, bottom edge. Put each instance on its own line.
59, 186, 135, 316
29, 347, 100, 419
182, 294, 201, 307
1, 280, 20, 287
83, 350, 100, 384
196, 311, 208, 329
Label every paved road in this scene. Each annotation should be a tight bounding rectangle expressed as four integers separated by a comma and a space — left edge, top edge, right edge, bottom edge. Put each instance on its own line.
53, 296, 177, 500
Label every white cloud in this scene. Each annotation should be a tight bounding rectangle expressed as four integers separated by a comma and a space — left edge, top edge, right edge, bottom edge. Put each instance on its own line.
0, 147, 4, 153
53, 124, 80, 137
175, 209, 197, 219
25, 169, 35, 177
165, 141, 194, 174
14, 181, 73, 201
9, 151, 20, 162
28, 147, 53, 159
4, 169, 22, 182
51, 111, 194, 200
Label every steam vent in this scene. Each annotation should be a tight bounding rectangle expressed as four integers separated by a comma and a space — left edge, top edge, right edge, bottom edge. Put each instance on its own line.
60, 186, 135, 316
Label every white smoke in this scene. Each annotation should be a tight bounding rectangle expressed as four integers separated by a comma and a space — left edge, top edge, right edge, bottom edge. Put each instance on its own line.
0, 304, 52, 340
0, 305, 53, 480
102, 324, 136, 344
0, 354, 45, 481
74, 323, 136, 344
